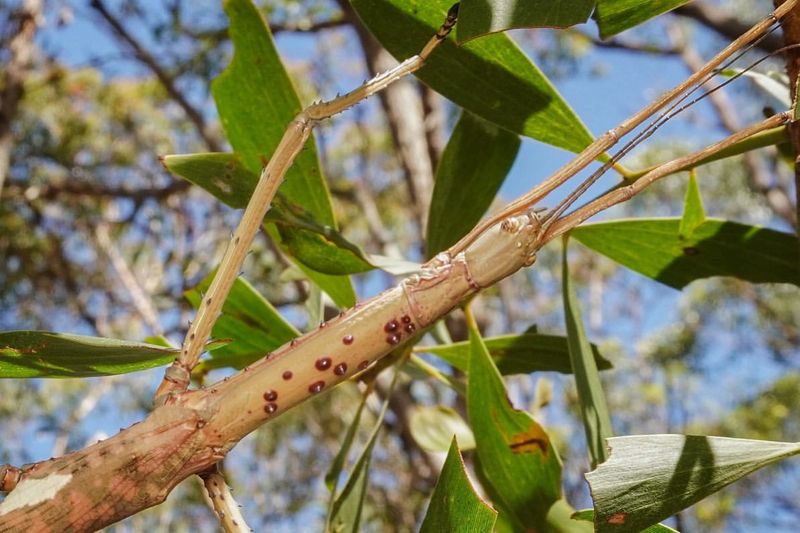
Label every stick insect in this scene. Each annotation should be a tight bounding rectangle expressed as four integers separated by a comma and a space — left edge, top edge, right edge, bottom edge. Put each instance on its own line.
156, 0, 798, 408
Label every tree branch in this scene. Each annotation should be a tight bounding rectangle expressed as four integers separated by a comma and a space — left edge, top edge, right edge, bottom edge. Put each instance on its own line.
674, 1, 783, 54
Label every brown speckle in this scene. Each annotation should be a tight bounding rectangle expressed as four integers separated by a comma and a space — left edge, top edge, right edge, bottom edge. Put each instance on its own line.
401, 315, 412, 324
264, 403, 278, 415
607, 513, 627, 525
386, 334, 401, 345
315, 357, 332, 371
358, 360, 370, 370
263, 390, 278, 402
309, 380, 325, 394
334, 363, 347, 376
384, 319, 399, 332
282, 370, 293, 380
342, 334, 354, 345
404, 323, 415, 334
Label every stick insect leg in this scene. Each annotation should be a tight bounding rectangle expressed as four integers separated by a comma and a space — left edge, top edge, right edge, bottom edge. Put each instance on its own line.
155, 4, 461, 404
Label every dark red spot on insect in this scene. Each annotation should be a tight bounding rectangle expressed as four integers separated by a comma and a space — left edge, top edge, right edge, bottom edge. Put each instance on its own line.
384, 319, 399, 333
264, 403, 278, 415
386, 334, 401, 345
282, 370, 293, 380
315, 357, 332, 371
401, 315, 412, 324
358, 360, 370, 370
309, 380, 325, 394
342, 335, 354, 345
334, 363, 347, 376
404, 323, 415, 334
263, 390, 278, 402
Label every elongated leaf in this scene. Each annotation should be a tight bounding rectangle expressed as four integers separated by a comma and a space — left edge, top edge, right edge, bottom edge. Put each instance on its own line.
466, 322, 563, 528
458, 0, 594, 42
326, 389, 369, 492
212, 0, 355, 305
720, 68, 790, 108
350, 0, 594, 154
421, 332, 612, 375
0, 331, 176, 378
420, 438, 497, 533
595, 0, 692, 39
678, 173, 705, 239
410, 405, 476, 452
426, 111, 520, 257
586, 434, 800, 532
572, 510, 678, 532
562, 242, 613, 469
572, 218, 800, 289
186, 275, 298, 370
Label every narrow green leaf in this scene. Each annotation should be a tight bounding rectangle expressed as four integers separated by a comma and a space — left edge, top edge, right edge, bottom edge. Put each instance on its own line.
458, 0, 594, 42
426, 111, 520, 257
0, 331, 177, 378
466, 321, 563, 528
410, 405, 476, 452
211, 0, 356, 305
421, 332, 612, 375
586, 435, 800, 532
325, 389, 369, 492
185, 275, 298, 370
562, 240, 613, 469
678, 172, 705, 239
572, 218, 800, 289
572, 510, 678, 532
420, 438, 497, 533
595, 0, 692, 39
720, 68, 790, 108
350, 0, 594, 154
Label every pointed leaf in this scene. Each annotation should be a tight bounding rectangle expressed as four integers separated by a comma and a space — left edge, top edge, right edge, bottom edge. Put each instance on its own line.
720, 68, 791, 108
350, 0, 594, 154
211, 0, 355, 305
421, 332, 612, 375
186, 275, 298, 370
410, 405, 476, 452
586, 435, 800, 532
563, 241, 613, 469
466, 322, 563, 528
595, 0, 692, 39
420, 438, 497, 533
426, 111, 520, 257
0, 331, 177, 378
459, 0, 595, 42
572, 218, 800, 289
678, 172, 705, 239
326, 389, 369, 491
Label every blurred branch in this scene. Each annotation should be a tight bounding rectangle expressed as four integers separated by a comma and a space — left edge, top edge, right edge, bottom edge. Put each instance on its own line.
0, 0, 42, 195
199, 466, 251, 533
183, 16, 348, 41
89, 0, 222, 152
4, 177, 189, 201
674, 1, 782, 53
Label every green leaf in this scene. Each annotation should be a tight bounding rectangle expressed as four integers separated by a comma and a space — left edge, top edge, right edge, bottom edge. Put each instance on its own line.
572, 510, 678, 532
211, 0, 356, 306
562, 241, 613, 469
420, 438, 497, 533
466, 321, 563, 528
426, 111, 520, 257
720, 68, 790, 108
678, 172, 705, 239
595, 0, 692, 39
0, 331, 177, 378
410, 405, 476, 452
458, 0, 594, 42
586, 435, 800, 532
163, 153, 372, 275
421, 332, 612, 375
186, 275, 298, 371
350, 0, 594, 154
572, 218, 800, 289
326, 389, 369, 492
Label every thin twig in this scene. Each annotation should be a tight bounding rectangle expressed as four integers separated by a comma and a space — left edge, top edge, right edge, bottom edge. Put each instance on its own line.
200, 467, 251, 533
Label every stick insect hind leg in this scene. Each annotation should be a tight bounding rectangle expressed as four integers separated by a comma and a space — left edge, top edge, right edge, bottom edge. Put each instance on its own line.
155, 3, 462, 404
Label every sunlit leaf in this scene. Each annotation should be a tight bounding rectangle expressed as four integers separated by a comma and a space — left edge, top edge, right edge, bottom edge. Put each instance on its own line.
595, 0, 692, 39
458, 0, 594, 42
678, 172, 706, 239
410, 405, 476, 452
350, 0, 594, 153
586, 435, 800, 532
421, 332, 612, 375
0, 331, 176, 378
420, 438, 497, 532
572, 218, 800, 289
426, 111, 520, 257
563, 241, 613, 469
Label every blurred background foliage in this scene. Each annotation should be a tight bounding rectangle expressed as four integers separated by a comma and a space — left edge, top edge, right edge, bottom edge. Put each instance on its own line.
0, 0, 798, 530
